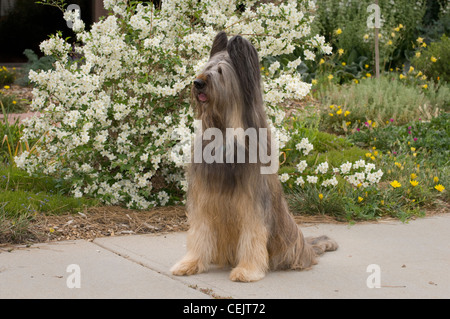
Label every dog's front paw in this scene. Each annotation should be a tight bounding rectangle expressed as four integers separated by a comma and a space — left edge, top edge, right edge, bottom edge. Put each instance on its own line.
171, 258, 206, 276
229, 266, 265, 282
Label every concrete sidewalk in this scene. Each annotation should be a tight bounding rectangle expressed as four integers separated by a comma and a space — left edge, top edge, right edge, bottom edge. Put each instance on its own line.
1, 214, 449, 299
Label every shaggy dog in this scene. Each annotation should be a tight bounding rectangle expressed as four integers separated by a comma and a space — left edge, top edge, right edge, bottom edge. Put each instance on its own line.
171, 32, 338, 282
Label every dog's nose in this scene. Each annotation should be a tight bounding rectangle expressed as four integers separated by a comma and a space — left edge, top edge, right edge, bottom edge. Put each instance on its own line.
194, 79, 205, 89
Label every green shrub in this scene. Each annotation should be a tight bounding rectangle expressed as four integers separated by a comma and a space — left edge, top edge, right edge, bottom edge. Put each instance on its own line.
411, 34, 450, 82
15, 49, 55, 86
312, 0, 427, 71
0, 66, 16, 86
319, 75, 449, 132
348, 113, 450, 167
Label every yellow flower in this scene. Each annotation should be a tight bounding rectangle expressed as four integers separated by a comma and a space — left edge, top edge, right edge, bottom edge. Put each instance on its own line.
311, 79, 317, 85
366, 73, 371, 78
430, 56, 437, 63
390, 180, 401, 188
329, 104, 335, 109
422, 84, 428, 89
416, 37, 424, 44
415, 52, 421, 58
410, 180, 419, 187
336, 109, 343, 115
344, 111, 351, 117
394, 27, 400, 32
365, 64, 369, 69
335, 28, 342, 35
387, 40, 393, 45
410, 173, 417, 180
329, 113, 334, 117
3, 85, 10, 89
342, 62, 346, 66
353, 79, 359, 84
421, 42, 427, 48
370, 156, 375, 160
319, 193, 324, 200
358, 196, 364, 202
433, 176, 439, 183
328, 74, 334, 80
399, 74, 405, 79
319, 58, 325, 64
365, 153, 371, 158
399, 24, 404, 29
338, 48, 344, 55
434, 184, 445, 192
363, 34, 369, 40
346, 121, 351, 126
380, 200, 384, 205
408, 66, 414, 73
410, 147, 416, 152
49, 228, 55, 233
12, 101, 17, 104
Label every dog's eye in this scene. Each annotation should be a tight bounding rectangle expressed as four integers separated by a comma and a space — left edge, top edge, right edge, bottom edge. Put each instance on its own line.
218, 67, 222, 75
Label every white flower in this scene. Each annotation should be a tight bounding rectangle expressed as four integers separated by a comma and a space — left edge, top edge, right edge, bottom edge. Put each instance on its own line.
315, 161, 328, 174
304, 49, 315, 61
295, 176, 305, 186
322, 176, 338, 187
340, 161, 352, 174
140, 153, 149, 162
306, 175, 318, 184
354, 159, 366, 169
296, 160, 308, 173
74, 188, 83, 198
269, 61, 280, 75
295, 138, 314, 155
279, 173, 290, 183
157, 191, 169, 206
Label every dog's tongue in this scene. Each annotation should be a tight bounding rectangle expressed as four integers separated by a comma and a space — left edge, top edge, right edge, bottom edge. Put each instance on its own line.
198, 93, 207, 102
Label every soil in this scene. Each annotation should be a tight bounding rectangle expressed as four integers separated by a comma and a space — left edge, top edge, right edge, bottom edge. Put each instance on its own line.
28, 205, 190, 243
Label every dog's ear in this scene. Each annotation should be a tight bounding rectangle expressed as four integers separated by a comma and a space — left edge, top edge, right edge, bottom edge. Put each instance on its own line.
210, 31, 228, 58
227, 35, 262, 108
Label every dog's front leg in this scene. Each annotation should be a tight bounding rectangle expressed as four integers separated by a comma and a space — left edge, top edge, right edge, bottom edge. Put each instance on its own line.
171, 221, 215, 276
230, 220, 269, 282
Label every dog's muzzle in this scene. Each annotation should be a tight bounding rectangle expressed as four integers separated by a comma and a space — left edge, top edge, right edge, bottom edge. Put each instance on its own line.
194, 79, 207, 102
194, 79, 206, 90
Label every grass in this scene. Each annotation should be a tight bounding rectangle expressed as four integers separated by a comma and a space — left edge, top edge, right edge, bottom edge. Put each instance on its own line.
0, 165, 99, 243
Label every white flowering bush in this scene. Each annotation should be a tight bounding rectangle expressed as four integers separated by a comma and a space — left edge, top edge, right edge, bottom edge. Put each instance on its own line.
16, 0, 332, 209
279, 140, 383, 190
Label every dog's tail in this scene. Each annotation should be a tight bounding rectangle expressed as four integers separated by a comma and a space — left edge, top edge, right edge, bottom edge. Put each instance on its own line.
306, 235, 339, 256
